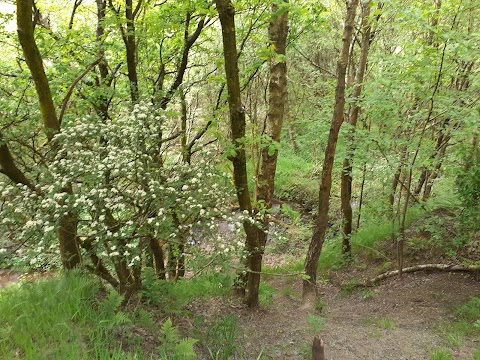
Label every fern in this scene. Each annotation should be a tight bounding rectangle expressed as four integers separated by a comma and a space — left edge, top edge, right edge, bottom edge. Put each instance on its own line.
157, 318, 198, 359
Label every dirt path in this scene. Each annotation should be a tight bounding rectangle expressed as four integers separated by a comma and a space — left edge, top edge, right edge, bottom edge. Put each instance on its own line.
233, 271, 479, 359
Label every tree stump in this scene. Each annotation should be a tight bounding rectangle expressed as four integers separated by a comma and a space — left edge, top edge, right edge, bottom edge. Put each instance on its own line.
312, 336, 325, 360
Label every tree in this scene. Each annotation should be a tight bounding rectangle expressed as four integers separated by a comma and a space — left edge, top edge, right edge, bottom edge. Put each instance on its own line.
340, 1, 375, 258
303, 0, 359, 303
15, 0, 82, 269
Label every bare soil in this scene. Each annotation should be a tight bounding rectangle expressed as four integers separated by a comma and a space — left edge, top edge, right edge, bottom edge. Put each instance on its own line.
230, 271, 479, 359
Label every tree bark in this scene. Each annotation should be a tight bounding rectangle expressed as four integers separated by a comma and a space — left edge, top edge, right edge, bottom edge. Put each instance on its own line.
17, 0, 59, 141
340, 2, 372, 259
16, 0, 81, 269
215, 0, 260, 306
149, 237, 166, 279
303, 0, 359, 303
125, 0, 139, 102
249, 1, 288, 308
0, 132, 35, 191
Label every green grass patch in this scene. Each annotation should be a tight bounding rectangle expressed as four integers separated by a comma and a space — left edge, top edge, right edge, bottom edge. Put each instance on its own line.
0, 272, 142, 359
361, 316, 396, 330
274, 149, 318, 207
201, 314, 238, 359
259, 282, 276, 306
141, 268, 232, 314
439, 296, 480, 348
429, 349, 453, 360
317, 205, 426, 271
307, 314, 326, 332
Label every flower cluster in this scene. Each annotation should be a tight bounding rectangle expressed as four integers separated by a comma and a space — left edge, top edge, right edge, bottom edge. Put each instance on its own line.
0, 103, 234, 270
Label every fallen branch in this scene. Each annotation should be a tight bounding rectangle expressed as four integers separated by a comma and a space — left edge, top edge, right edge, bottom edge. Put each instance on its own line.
365, 263, 480, 286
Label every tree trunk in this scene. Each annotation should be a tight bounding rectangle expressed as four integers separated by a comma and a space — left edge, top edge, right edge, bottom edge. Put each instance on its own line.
215, 0, 260, 306
340, 2, 372, 259
0, 132, 35, 191
17, 0, 59, 141
149, 237, 166, 280
125, 0, 139, 102
16, 0, 81, 269
303, 0, 359, 303
247, 1, 288, 308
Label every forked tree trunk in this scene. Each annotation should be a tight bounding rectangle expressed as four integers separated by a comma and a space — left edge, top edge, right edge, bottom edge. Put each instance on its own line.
340, 2, 372, 259
303, 0, 359, 303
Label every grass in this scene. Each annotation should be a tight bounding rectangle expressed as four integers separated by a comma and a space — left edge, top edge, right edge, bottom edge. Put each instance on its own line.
475, 346, 480, 360
316, 205, 425, 272
275, 148, 319, 208
439, 296, 480, 348
361, 316, 396, 330
307, 314, 326, 332
141, 268, 232, 314
429, 349, 453, 360
203, 315, 238, 359
0, 271, 214, 359
0, 272, 144, 359
259, 282, 276, 306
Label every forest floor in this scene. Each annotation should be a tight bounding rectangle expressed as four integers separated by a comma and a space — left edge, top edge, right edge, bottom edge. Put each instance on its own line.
1, 211, 479, 359
228, 270, 479, 359
191, 210, 480, 359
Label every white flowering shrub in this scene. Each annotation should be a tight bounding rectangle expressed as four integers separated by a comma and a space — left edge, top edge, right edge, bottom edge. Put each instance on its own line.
0, 103, 238, 281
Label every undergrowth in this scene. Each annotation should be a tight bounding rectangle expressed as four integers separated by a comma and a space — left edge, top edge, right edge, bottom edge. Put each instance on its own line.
0, 272, 195, 359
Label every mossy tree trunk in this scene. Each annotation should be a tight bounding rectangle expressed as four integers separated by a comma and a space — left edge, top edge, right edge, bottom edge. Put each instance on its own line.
16, 0, 81, 270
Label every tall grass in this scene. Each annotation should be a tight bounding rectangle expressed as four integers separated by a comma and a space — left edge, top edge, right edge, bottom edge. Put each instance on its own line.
0, 272, 143, 360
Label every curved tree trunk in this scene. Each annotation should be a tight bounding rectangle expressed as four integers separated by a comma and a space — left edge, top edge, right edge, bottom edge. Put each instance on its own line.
17, 0, 81, 269
303, 0, 359, 303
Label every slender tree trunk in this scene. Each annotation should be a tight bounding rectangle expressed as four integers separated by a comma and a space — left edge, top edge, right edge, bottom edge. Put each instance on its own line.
148, 237, 166, 279
17, 0, 59, 141
340, 2, 372, 259
356, 162, 367, 230
125, 0, 139, 102
303, 0, 359, 303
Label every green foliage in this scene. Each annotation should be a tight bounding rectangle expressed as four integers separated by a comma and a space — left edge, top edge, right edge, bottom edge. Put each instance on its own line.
314, 298, 329, 313
157, 318, 197, 360
475, 346, 480, 360
439, 297, 480, 347
275, 148, 319, 208
456, 158, 480, 235
259, 282, 276, 307
361, 316, 396, 330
